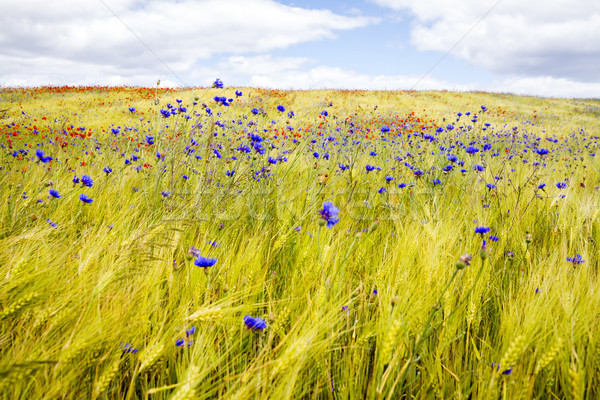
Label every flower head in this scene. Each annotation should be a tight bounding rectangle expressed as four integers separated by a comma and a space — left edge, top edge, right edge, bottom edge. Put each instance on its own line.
79, 194, 93, 203
212, 78, 224, 89
194, 256, 217, 268
36, 149, 52, 163
243, 315, 267, 331
319, 202, 340, 228
456, 253, 472, 270
567, 254, 585, 265
474, 226, 491, 235
49, 189, 61, 198
81, 175, 93, 187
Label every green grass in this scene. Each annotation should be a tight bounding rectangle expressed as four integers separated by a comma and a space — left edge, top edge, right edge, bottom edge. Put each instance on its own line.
0, 86, 599, 399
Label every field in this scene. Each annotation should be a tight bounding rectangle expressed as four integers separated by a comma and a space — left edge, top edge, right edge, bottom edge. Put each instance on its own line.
1, 85, 599, 399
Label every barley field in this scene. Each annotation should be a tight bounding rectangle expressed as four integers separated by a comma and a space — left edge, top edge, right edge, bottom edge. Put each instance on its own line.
1, 84, 599, 399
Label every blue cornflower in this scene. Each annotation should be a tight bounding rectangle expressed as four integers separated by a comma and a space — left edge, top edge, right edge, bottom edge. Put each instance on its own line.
103, 167, 113, 175
486, 183, 496, 190
277, 105, 285, 112
122, 343, 138, 354
79, 194, 93, 203
385, 176, 394, 182
432, 178, 441, 186
47, 219, 57, 228
161, 191, 171, 198
81, 175, 93, 187
473, 165, 485, 172
474, 226, 491, 235
212, 78, 224, 89
194, 256, 217, 268
398, 183, 406, 188
49, 189, 61, 198
488, 235, 499, 242
145, 135, 155, 145
556, 182, 567, 189
381, 126, 390, 134
128, 107, 136, 113
313, 152, 319, 159
321, 110, 328, 117
36, 149, 52, 163
243, 315, 267, 331
536, 148, 549, 156
235, 90, 242, 97
226, 170, 235, 177
567, 254, 585, 265
378, 187, 387, 194
73, 175, 80, 184
319, 202, 340, 229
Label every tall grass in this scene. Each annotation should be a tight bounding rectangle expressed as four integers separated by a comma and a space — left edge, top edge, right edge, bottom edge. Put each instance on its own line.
0, 86, 599, 398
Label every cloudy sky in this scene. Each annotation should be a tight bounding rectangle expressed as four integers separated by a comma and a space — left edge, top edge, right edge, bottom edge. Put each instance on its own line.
2, 0, 599, 97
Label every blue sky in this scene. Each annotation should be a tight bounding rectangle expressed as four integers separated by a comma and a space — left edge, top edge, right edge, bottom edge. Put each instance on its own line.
1, 0, 599, 97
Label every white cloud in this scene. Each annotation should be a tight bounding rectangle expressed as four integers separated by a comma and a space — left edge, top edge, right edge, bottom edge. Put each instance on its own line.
213, 55, 600, 97
371, 0, 600, 82
0, 0, 376, 86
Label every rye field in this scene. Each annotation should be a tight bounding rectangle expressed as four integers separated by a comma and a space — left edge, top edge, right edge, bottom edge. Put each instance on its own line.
1, 85, 599, 399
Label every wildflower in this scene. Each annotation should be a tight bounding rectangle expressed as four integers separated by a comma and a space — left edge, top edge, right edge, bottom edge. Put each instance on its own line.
474, 226, 491, 235
122, 343, 138, 354
480, 240, 489, 260
49, 189, 61, 198
212, 78, 224, 89
47, 219, 57, 228
161, 191, 171, 198
556, 182, 567, 189
277, 105, 285, 113
319, 202, 340, 228
103, 167, 112, 175
486, 183, 496, 190
128, 107, 136, 113
194, 256, 217, 268
235, 90, 242, 97
488, 235, 499, 242
79, 194, 93, 203
378, 187, 387, 194
456, 253, 472, 270
73, 175, 80, 184
294, 226, 302, 232
567, 254, 585, 265
35, 149, 52, 163
81, 175, 93, 187
187, 246, 201, 260
243, 315, 267, 331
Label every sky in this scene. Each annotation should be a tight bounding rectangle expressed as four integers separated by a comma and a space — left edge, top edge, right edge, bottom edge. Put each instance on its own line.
1, 0, 599, 98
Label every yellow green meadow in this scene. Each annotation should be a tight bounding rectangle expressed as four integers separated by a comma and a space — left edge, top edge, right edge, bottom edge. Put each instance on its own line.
1, 85, 599, 399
